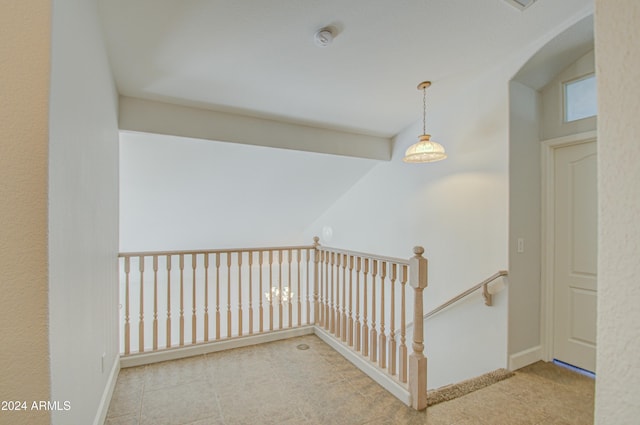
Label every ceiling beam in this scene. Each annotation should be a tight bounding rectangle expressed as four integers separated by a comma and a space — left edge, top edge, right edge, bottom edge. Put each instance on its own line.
118, 96, 391, 161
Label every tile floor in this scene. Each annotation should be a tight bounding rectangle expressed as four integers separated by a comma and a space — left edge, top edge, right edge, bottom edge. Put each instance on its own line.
106, 335, 595, 425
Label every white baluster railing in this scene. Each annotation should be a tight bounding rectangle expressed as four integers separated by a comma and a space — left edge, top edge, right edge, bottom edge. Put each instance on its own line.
313, 240, 428, 410
119, 238, 429, 410
119, 245, 315, 355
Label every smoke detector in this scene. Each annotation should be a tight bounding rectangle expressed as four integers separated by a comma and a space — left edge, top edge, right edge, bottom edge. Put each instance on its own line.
314, 27, 334, 47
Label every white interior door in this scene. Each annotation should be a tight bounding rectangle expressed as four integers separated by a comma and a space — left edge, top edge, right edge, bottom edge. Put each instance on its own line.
552, 140, 597, 373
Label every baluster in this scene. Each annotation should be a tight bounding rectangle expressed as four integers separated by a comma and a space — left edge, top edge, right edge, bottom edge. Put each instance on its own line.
166, 255, 172, 348
227, 252, 232, 338
215, 253, 220, 340
409, 247, 428, 410
312, 238, 320, 326
288, 249, 293, 328
248, 251, 253, 335
329, 252, 334, 332
179, 254, 184, 346
297, 248, 302, 326
370, 259, 377, 362
139, 256, 145, 353
204, 253, 209, 342
388, 263, 397, 376
341, 253, 347, 342
379, 261, 387, 369
306, 247, 311, 324
124, 257, 130, 355
153, 255, 159, 351
334, 252, 340, 337
324, 251, 333, 330
319, 250, 325, 327
238, 251, 243, 336
269, 250, 274, 331
192, 254, 197, 344
278, 249, 283, 330
399, 264, 408, 383
355, 257, 361, 352
348, 255, 354, 347
362, 258, 369, 356
259, 251, 264, 333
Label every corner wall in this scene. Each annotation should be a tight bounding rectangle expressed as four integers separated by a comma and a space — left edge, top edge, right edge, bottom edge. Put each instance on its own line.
508, 81, 542, 361
595, 1, 640, 422
48, 1, 120, 424
0, 2, 51, 424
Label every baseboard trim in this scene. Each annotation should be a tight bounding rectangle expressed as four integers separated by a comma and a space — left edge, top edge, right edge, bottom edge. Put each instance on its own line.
313, 327, 411, 406
93, 355, 120, 425
120, 326, 315, 368
509, 345, 543, 371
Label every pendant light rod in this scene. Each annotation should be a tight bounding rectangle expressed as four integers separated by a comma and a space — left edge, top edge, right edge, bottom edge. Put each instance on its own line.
418, 81, 431, 135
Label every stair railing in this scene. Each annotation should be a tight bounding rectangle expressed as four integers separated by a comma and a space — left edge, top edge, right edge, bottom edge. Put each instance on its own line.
118, 237, 429, 410
313, 238, 428, 410
119, 244, 315, 355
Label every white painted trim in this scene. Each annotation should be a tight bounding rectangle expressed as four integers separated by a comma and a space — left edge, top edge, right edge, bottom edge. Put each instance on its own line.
120, 326, 315, 368
540, 130, 597, 363
119, 96, 392, 160
313, 326, 411, 407
93, 356, 120, 425
541, 130, 597, 148
508, 345, 543, 371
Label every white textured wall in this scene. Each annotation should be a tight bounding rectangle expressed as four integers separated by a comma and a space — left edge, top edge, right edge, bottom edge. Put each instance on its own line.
48, 0, 120, 424
119, 132, 377, 251
0, 2, 51, 424
595, 1, 640, 422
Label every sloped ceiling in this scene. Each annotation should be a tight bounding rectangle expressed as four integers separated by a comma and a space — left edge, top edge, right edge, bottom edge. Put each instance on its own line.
99, 0, 593, 139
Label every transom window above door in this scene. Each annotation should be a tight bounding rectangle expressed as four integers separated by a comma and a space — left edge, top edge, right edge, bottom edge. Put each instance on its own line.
564, 74, 597, 122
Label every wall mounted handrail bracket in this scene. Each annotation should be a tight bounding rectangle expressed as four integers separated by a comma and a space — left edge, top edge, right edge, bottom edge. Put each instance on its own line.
424, 271, 508, 320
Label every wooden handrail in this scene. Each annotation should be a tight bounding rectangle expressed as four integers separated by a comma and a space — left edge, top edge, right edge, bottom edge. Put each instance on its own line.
400, 271, 508, 333
315, 245, 409, 266
119, 244, 314, 258
424, 270, 508, 320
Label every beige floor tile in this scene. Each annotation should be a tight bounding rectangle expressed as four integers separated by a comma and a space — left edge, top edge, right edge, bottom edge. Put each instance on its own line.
109, 336, 595, 425
144, 355, 209, 391
182, 416, 225, 425
105, 414, 140, 425
107, 381, 143, 419
140, 380, 221, 425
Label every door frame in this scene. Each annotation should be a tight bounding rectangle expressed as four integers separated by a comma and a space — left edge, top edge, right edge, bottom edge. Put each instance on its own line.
540, 130, 597, 362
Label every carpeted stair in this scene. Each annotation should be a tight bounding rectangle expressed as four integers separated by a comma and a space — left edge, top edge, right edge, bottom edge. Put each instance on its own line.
427, 368, 515, 407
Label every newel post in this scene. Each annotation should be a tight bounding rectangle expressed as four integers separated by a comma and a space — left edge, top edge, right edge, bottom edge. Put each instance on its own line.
313, 236, 320, 325
409, 246, 428, 410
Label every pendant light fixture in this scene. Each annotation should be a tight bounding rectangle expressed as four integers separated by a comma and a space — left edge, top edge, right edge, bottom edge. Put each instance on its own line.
403, 81, 447, 163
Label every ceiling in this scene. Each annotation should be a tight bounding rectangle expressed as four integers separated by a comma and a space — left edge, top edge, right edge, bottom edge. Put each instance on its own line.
99, 0, 593, 139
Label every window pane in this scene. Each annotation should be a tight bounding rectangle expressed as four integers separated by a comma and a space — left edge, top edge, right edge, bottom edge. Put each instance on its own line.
564, 75, 597, 122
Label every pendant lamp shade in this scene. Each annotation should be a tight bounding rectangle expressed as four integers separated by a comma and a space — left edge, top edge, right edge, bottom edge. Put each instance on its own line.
403, 81, 447, 163
403, 135, 447, 163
